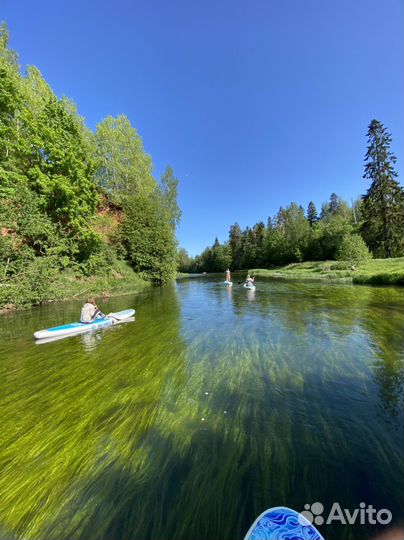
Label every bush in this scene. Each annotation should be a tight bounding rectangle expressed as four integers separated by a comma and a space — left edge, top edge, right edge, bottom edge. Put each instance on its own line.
79, 244, 116, 276
336, 234, 372, 264
0, 256, 61, 308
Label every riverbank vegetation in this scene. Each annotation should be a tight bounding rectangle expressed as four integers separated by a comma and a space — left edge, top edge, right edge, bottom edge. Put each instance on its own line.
180, 120, 404, 285
0, 23, 180, 309
249, 258, 404, 286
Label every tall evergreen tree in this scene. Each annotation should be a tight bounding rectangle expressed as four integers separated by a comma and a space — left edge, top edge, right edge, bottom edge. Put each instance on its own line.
229, 223, 243, 269
307, 201, 318, 226
242, 227, 256, 268
329, 193, 339, 214
361, 120, 404, 257
252, 221, 266, 266
266, 216, 273, 231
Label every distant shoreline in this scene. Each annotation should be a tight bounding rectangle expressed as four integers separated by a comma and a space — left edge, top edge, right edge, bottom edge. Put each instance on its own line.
177, 258, 404, 286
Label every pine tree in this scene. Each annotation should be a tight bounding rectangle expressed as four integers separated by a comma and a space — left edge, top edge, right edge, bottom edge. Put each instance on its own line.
307, 201, 318, 226
361, 120, 404, 258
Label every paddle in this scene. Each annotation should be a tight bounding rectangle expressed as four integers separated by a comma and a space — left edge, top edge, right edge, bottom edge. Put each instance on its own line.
238, 278, 255, 285
105, 310, 135, 321
106, 313, 123, 321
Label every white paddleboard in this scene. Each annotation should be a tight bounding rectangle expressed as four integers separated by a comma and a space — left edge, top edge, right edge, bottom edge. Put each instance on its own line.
34, 309, 135, 340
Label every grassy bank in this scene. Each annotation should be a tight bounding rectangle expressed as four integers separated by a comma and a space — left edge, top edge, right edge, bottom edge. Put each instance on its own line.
0, 259, 151, 313
249, 257, 404, 285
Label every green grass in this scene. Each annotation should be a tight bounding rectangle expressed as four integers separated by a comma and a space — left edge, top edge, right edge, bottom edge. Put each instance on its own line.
249, 257, 404, 286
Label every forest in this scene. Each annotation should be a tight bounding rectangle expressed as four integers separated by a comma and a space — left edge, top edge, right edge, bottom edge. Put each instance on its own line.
0, 23, 180, 308
179, 120, 404, 274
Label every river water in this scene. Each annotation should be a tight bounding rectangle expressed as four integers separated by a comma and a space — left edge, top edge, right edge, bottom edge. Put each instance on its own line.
0, 277, 403, 539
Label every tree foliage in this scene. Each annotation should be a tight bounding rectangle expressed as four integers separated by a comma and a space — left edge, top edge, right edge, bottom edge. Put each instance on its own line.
336, 234, 372, 264
0, 22, 181, 306
93, 115, 155, 202
177, 247, 194, 273
306, 201, 318, 226
121, 193, 178, 283
191, 239, 232, 273
159, 166, 181, 229
361, 120, 404, 258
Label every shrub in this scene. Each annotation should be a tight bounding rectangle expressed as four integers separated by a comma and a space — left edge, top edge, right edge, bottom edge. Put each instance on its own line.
336, 234, 372, 264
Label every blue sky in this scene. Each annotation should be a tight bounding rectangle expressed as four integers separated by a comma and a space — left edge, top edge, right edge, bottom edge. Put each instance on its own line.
2, 0, 403, 255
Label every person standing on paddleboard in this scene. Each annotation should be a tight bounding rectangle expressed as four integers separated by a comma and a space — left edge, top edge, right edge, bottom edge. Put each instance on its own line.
225, 268, 231, 282
80, 298, 105, 323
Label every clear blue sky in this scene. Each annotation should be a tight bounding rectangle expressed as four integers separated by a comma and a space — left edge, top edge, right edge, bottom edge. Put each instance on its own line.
2, 0, 403, 255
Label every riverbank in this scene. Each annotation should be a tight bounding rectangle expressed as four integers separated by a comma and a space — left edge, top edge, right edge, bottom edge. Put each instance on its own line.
0, 260, 150, 313
249, 257, 404, 285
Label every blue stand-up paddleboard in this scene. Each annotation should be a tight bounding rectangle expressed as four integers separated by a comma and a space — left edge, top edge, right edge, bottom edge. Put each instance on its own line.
243, 284, 256, 290
244, 507, 324, 540
34, 309, 135, 342
224, 280, 233, 286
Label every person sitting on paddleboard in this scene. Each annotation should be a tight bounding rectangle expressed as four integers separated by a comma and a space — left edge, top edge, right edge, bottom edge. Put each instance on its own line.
245, 274, 255, 287
225, 268, 231, 282
80, 298, 105, 323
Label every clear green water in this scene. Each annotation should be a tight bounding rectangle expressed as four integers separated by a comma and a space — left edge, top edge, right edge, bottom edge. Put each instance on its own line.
0, 278, 403, 540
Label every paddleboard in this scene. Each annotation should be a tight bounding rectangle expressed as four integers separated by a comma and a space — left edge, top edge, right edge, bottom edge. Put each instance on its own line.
34, 309, 135, 340
243, 284, 256, 290
244, 506, 324, 540
35, 317, 135, 344
224, 280, 233, 286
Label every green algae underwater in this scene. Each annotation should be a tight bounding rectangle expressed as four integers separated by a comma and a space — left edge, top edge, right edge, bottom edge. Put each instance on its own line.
0, 277, 403, 540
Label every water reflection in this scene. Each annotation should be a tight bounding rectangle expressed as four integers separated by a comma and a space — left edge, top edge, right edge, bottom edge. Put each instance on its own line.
81, 330, 103, 351
246, 288, 255, 302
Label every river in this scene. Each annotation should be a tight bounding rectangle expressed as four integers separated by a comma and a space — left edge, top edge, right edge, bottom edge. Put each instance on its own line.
0, 277, 403, 539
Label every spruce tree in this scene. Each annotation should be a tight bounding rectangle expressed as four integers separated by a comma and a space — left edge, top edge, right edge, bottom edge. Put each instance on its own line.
307, 201, 318, 226
361, 120, 404, 258
329, 193, 339, 214
252, 221, 266, 266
